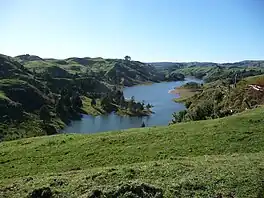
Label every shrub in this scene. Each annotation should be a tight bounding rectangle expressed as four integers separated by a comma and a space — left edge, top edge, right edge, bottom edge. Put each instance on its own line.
172, 110, 187, 123
39, 105, 51, 123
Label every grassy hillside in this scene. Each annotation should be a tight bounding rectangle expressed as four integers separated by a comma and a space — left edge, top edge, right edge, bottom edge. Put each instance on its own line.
81, 96, 105, 116
172, 74, 264, 124
1, 107, 264, 197
15, 54, 164, 86
153, 60, 264, 83
0, 54, 156, 141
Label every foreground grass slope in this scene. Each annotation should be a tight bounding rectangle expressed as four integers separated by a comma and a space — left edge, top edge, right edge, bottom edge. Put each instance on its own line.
1, 107, 264, 197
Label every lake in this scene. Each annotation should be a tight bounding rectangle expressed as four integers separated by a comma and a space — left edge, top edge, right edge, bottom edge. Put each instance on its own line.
63, 78, 202, 134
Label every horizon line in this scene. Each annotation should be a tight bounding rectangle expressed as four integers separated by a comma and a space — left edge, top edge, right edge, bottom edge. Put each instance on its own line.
3, 53, 264, 64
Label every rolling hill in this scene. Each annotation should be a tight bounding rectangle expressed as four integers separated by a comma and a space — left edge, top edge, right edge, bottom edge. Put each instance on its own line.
1, 107, 264, 197
0, 54, 165, 141
0, 54, 113, 141
15, 54, 164, 86
2, 54, 264, 197
150, 60, 264, 69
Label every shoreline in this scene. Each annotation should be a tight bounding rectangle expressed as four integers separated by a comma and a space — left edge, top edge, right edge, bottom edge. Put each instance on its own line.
170, 87, 202, 103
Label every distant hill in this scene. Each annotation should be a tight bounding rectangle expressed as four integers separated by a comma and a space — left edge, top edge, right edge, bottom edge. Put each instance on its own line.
0, 54, 114, 140
0, 54, 33, 79
148, 62, 178, 68
15, 54, 43, 62
15, 55, 164, 86
150, 60, 264, 83
149, 60, 264, 69
1, 54, 168, 141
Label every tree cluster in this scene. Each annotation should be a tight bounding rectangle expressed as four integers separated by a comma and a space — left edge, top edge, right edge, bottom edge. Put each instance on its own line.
99, 89, 152, 115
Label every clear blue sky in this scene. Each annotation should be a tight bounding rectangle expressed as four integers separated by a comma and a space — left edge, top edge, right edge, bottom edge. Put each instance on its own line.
1, 0, 263, 62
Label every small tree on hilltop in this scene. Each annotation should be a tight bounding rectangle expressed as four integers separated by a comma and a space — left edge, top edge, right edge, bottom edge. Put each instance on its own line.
124, 56, 131, 62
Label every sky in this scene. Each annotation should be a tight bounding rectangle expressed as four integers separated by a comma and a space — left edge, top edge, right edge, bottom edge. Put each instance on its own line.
0, 0, 264, 62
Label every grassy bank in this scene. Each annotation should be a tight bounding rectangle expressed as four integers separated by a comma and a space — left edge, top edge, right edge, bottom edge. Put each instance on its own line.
173, 87, 201, 102
116, 108, 152, 116
1, 107, 264, 197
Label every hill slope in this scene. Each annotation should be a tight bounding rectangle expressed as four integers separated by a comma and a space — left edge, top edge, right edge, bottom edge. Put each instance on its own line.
15, 55, 164, 86
0, 54, 157, 141
0, 54, 114, 141
152, 60, 264, 83
1, 107, 264, 197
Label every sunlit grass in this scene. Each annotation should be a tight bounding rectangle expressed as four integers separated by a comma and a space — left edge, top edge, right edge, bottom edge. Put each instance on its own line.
1, 107, 264, 197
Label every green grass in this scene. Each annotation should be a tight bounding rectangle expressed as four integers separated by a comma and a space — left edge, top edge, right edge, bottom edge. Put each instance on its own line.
173, 88, 201, 103
17, 55, 164, 86
0, 114, 65, 141
0, 79, 27, 87
0, 115, 46, 141
240, 74, 264, 86
1, 107, 264, 197
0, 91, 10, 101
81, 96, 105, 116
177, 66, 214, 74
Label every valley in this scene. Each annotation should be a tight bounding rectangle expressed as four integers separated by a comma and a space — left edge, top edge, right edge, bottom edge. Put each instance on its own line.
2, 54, 264, 197
2, 1, 263, 197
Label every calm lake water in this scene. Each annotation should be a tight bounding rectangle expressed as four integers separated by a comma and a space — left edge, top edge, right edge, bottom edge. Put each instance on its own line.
63, 78, 202, 134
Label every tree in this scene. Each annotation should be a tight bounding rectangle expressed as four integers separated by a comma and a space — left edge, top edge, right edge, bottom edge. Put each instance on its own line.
124, 56, 131, 62
172, 110, 187, 123
63, 94, 72, 107
234, 73, 238, 88
185, 101, 192, 108
91, 98, 96, 106
114, 90, 124, 104
146, 103, 152, 110
43, 72, 53, 81
72, 95, 83, 109
39, 105, 51, 123
33, 68, 36, 75
128, 100, 134, 112
85, 68, 90, 76
188, 101, 214, 121
55, 98, 64, 115
119, 95, 125, 108
101, 96, 114, 112
137, 102, 144, 111
213, 90, 224, 103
